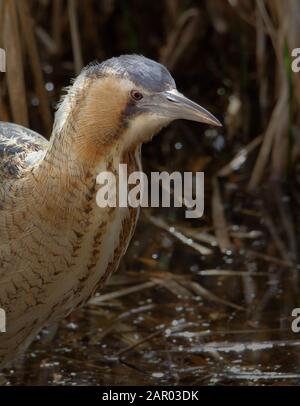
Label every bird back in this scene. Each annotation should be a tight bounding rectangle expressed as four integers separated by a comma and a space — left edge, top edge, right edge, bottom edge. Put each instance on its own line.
0, 122, 48, 183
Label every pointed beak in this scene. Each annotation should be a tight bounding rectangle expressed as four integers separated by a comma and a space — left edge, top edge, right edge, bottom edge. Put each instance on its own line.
161, 90, 222, 126
141, 89, 222, 127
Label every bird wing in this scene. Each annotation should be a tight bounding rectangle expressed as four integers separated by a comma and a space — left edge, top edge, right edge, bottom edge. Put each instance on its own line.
0, 122, 49, 182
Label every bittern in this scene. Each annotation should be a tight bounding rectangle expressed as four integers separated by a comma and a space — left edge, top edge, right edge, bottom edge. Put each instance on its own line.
0, 55, 220, 367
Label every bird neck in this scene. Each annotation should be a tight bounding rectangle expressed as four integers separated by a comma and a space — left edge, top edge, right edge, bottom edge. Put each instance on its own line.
52, 75, 128, 162
30, 127, 141, 222
29, 72, 140, 217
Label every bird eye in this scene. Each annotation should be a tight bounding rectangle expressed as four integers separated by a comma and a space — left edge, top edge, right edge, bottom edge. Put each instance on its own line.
130, 90, 143, 101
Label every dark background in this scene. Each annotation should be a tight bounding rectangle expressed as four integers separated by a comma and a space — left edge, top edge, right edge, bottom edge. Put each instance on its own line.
1, 0, 300, 386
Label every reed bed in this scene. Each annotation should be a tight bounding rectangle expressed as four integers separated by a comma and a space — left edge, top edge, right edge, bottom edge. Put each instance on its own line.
1, 0, 300, 385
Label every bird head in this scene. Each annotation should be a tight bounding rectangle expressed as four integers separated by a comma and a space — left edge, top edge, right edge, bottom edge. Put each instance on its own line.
54, 55, 221, 160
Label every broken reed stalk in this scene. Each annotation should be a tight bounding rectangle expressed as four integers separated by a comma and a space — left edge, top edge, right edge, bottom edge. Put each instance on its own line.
160, 8, 200, 71
249, 0, 300, 189
17, 0, 52, 137
68, 0, 83, 75
2, 0, 28, 127
212, 177, 232, 253
51, 0, 63, 55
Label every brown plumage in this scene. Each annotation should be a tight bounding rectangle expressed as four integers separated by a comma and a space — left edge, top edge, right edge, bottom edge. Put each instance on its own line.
0, 55, 220, 367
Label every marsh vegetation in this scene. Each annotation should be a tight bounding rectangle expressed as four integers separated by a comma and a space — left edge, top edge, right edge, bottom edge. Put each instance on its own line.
1, 0, 300, 386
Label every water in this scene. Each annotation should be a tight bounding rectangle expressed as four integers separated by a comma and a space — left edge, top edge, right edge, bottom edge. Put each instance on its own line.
2, 124, 300, 386
3, 192, 300, 385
